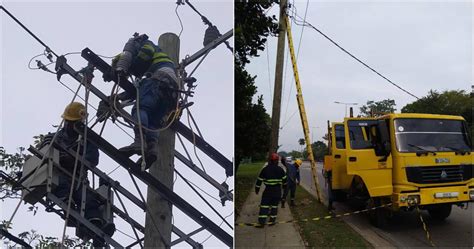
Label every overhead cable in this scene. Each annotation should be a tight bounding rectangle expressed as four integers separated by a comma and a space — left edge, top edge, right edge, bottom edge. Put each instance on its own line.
184, 0, 233, 53
1, 6, 58, 57
289, 13, 419, 99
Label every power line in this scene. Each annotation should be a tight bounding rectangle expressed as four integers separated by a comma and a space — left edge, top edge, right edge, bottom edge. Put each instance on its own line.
1, 6, 58, 57
265, 41, 273, 99
184, 0, 233, 53
282, 1, 309, 130
289, 13, 419, 100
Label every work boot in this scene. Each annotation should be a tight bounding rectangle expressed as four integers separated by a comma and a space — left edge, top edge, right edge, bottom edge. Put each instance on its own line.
290, 200, 295, 206
144, 140, 159, 169
281, 200, 286, 208
119, 128, 146, 157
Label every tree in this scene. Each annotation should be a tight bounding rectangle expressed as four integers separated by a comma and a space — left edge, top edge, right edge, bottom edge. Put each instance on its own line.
311, 141, 328, 161
235, 1, 278, 170
298, 138, 305, 156
288, 150, 302, 159
401, 89, 473, 145
359, 99, 396, 117
235, 1, 278, 66
298, 138, 305, 146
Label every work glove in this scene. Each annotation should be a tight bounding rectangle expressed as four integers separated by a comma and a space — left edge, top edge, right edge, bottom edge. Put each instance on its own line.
96, 100, 110, 122
102, 67, 117, 82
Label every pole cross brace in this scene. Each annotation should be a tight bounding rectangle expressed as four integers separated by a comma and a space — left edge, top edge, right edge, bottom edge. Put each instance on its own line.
73, 123, 233, 247
50, 142, 201, 247
79, 47, 233, 176
46, 193, 123, 248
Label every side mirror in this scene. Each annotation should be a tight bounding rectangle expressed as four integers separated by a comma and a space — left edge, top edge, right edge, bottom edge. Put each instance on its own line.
377, 120, 391, 161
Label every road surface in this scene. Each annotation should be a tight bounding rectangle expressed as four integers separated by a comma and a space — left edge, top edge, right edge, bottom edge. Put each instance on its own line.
299, 161, 473, 247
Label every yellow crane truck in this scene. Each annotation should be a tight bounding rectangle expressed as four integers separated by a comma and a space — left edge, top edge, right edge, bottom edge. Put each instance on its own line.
324, 113, 473, 227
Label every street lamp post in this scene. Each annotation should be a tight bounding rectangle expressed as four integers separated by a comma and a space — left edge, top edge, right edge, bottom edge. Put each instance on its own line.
334, 101, 358, 117
310, 126, 319, 144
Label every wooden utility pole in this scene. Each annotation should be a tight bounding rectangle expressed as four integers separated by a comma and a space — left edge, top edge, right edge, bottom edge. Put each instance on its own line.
144, 33, 179, 248
269, 0, 288, 154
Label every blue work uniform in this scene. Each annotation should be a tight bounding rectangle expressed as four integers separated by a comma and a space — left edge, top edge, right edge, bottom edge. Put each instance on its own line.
282, 163, 300, 203
114, 39, 179, 144
47, 129, 101, 221
255, 161, 287, 224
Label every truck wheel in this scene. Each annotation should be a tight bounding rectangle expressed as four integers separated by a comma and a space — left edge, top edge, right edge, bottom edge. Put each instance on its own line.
427, 204, 452, 220
368, 198, 389, 228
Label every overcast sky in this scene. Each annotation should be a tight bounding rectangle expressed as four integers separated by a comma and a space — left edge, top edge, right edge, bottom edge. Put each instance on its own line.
1, 0, 233, 247
247, 0, 472, 153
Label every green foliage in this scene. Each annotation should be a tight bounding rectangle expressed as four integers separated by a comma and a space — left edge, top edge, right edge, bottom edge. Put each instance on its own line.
359, 99, 396, 117
236, 162, 264, 215
289, 150, 302, 159
235, 2, 278, 170
401, 90, 471, 121
292, 186, 371, 248
0, 146, 26, 200
298, 138, 305, 146
235, 1, 278, 66
311, 141, 328, 161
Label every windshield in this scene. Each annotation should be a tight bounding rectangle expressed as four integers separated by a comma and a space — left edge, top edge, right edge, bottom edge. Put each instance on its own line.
394, 118, 472, 153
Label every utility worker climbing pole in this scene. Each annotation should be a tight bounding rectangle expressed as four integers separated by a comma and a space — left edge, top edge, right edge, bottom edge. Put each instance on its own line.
281, 159, 301, 207
98, 33, 180, 168
39, 102, 115, 247
255, 153, 287, 227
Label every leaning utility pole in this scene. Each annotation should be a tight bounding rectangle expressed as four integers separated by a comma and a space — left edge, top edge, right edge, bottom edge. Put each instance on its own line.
269, 0, 288, 154
144, 33, 180, 248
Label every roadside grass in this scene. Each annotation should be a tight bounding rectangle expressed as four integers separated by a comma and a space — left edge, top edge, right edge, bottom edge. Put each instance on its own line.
235, 162, 263, 215
291, 185, 372, 248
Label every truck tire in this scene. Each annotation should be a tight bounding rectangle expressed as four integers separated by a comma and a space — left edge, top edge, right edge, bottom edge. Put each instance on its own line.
368, 198, 389, 228
427, 204, 452, 220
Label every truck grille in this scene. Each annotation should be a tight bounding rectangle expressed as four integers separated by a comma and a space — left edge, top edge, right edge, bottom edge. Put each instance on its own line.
405, 165, 472, 184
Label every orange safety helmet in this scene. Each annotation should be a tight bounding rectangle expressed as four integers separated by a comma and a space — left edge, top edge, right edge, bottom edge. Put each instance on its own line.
269, 153, 279, 162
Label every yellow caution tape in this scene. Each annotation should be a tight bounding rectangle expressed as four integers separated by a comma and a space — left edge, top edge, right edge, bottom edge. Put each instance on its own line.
236, 203, 393, 227
415, 205, 436, 247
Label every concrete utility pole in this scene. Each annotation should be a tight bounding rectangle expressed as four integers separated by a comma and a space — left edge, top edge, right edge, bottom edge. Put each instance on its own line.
269, 0, 288, 154
144, 33, 179, 248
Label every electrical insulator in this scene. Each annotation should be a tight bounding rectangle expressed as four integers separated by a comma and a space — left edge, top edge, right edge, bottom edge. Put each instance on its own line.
203, 25, 219, 47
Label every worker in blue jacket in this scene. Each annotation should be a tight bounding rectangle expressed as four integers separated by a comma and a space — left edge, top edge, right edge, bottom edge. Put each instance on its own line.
41, 102, 114, 246
99, 33, 180, 168
281, 159, 301, 207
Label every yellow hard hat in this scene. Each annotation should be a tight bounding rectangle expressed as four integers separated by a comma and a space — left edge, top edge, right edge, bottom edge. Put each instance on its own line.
295, 159, 303, 166
62, 102, 86, 121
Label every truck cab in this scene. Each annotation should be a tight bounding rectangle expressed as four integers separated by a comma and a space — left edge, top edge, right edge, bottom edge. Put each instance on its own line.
326, 113, 473, 226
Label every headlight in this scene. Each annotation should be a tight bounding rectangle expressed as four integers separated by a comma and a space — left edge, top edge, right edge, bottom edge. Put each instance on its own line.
469, 190, 474, 200
407, 195, 420, 206
400, 195, 407, 203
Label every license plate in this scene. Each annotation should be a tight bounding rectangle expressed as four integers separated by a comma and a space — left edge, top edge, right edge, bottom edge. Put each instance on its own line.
434, 192, 459, 198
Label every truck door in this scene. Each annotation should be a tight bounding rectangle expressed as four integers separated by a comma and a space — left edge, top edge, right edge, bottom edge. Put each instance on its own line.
331, 123, 352, 189
344, 118, 393, 197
